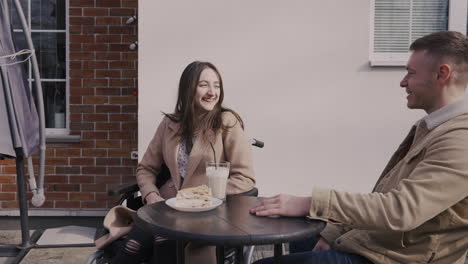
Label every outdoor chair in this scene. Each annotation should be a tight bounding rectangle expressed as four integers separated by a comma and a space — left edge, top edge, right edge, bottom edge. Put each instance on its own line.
86, 139, 264, 264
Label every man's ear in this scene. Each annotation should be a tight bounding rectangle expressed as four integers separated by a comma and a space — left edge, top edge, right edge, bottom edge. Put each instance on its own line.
436, 64, 451, 83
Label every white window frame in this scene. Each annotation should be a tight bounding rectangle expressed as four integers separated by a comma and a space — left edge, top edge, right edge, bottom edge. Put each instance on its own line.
12, 0, 70, 136
369, 0, 468, 66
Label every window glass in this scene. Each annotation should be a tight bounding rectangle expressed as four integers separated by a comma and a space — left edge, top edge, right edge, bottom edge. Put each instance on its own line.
33, 32, 66, 79
374, 0, 448, 53
34, 81, 67, 128
31, 0, 66, 30
9, 0, 68, 130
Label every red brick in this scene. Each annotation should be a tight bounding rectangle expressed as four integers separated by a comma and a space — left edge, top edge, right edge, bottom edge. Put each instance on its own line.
82, 167, 106, 175
83, 61, 108, 69
108, 167, 134, 175
70, 17, 94, 26
2, 166, 16, 174
0, 159, 15, 165
96, 122, 120, 131
50, 184, 80, 192
70, 78, 83, 88
0, 193, 15, 200
70, 34, 95, 43
82, 184, 106, 192
69, 8, 83, 16
122, 0, 137, 8
122, 105, 137, 113
96, 176, 121, 184
70, 61, 81, 69
109, 96, 136, 104
96, 35, 121, 43
82, 26, 108, 34
109, 131, 133, 140
44, 175, 68, 183
95, 192, 117, 201
121, 122, 137, 130
122, 70, 137, 77
70, 176, 95, 183
109, 44, 129, 52
96, 70, 121, 78
83, 78, 108, 87
70, 52, 95, 61
121, 53, 137, 60
69, 43, 82, 51
96, 0, 121, 7
83, 43, 108, 52
96, 17, 121, 25
109, 26, 135, 34
56, 167, 81, 174
70, 192, 94, 200
96, 52, 120, 60
68, 25, 83, 33
82, 149, 107, 157
46, 192, 68, 200
83, 96, 108, 105
70, 96, 82, 105
110, 113, 135, 122
83, 131, 108, 139
70, 0, 95, 7
122, 158, 137, 166
70, 122, 94, 131
96, 88, 120, 95
110, 79, 134, 87
70, 69, 94, 78
96, 158, 121, 166
122, 35, 138, 43
96, 140, 121, 148
109, 61, 133, 69
110, 8, 134, 16
2, 201, 19, 209
70, 105, 94, 113
55, 201, 80, 208
46, 158, 69, 166
70, 158, 95, 166
56, 149, 81, 157
96, 105, 120, 112
83, 7, 108, 16
70, 88, 94, 95
108, 149, 130, 157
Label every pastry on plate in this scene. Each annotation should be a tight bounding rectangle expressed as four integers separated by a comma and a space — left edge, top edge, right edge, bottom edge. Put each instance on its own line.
175, 185, 213, 208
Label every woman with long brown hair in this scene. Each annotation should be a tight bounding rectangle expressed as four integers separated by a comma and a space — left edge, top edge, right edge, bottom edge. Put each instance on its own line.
114, 61, 256, 264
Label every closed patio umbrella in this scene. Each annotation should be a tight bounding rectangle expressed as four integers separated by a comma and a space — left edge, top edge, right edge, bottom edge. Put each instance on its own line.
0, 0, 47, 260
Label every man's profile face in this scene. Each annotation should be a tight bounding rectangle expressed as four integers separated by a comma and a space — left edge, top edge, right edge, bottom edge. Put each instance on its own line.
400, 50, 439, 114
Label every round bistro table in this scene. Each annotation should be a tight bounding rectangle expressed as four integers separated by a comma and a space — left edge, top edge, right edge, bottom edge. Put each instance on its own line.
136, 195, 325, 264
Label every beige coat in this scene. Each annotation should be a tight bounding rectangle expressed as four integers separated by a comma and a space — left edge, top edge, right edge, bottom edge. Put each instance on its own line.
309, 113, 468, 264
136, 112, 256, 264
137, 111, 256, 202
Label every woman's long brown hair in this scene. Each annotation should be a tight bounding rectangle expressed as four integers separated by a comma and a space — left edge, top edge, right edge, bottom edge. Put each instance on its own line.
164, 61, 244, 152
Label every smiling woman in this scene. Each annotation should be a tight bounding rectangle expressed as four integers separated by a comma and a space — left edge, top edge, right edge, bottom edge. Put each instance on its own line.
107, 61, 256, 264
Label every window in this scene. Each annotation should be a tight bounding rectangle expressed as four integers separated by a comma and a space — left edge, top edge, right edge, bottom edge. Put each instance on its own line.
370, 0, 468, 66
9, 0, 68, 134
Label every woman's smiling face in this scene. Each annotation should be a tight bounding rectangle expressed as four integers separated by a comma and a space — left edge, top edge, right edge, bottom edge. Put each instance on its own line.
194, 68, 221, 114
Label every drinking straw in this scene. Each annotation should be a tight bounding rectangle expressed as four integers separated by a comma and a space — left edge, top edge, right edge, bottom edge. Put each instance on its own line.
209, 142, 217, 169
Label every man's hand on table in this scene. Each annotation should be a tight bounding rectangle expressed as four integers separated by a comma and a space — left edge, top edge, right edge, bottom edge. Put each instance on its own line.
249, 194, 311, 217
145, 192, 165, 204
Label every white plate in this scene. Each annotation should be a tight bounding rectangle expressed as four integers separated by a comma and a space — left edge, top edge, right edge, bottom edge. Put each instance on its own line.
165, 197, 223, 212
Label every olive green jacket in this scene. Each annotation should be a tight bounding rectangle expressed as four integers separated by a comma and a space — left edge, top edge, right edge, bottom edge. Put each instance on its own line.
309, 100, 468, 264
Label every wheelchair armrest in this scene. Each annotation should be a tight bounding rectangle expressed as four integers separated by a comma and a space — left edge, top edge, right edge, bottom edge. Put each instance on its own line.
229, 187, 258, 197
107, 182, 139, 196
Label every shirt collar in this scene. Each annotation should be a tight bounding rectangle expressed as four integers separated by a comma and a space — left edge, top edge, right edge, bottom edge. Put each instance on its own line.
417, 99, 468, 131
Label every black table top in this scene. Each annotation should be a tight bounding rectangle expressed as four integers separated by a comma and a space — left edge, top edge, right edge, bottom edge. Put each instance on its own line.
136, 196, 325, 247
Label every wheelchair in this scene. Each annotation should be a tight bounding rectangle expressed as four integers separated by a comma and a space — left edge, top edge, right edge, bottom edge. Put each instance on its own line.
86, 139, 264, 264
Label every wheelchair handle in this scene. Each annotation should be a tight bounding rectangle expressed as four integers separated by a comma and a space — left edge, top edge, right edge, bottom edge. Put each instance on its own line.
250, 138, 264, 148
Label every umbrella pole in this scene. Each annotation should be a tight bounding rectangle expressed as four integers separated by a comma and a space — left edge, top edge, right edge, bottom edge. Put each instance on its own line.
14, 148, 32, 248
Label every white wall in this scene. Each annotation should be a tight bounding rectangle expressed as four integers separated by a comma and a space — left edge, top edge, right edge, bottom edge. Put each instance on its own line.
139, 0, 424, 196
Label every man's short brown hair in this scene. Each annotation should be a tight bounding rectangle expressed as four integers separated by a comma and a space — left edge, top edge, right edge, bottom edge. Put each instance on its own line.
410, 31, 468, 85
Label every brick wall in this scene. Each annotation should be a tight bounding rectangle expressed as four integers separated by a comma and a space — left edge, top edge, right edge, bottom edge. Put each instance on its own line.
0, 0, 139, 211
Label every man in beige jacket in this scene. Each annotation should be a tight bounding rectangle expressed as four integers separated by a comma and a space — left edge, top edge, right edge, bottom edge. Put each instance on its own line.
251, 31, 468, 264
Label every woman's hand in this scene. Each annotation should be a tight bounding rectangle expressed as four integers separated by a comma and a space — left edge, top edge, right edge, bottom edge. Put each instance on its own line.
312, 238, 331, 251
145, 192, 164, 204
249, 194, 311, 217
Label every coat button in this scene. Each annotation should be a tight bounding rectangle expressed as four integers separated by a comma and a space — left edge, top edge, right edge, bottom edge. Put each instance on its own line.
336, 239, 341, 245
